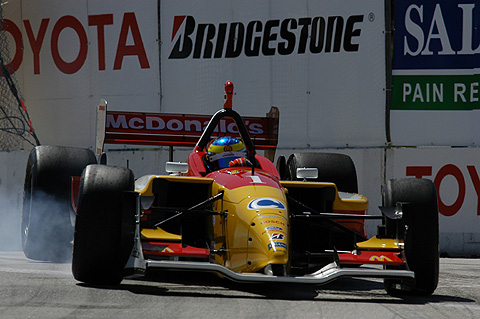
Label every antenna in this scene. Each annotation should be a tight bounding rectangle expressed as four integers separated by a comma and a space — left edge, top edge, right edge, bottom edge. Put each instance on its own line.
224, 81, 234, 109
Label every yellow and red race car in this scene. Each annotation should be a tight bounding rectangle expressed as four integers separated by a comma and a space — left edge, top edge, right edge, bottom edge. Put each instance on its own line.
21, 81, 439, 296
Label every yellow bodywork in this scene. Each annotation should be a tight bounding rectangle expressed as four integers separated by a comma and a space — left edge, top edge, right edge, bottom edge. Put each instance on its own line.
135, 174, 213, 196
141, 227, 181, 241
280, 181, 369, 213
212, 183, 289, 273
356, 236, 404, 250
135, 174, 372, 275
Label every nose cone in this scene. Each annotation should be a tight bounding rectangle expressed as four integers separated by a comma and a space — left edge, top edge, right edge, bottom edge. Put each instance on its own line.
220, 181, 289, 273
247, 211, 289, 271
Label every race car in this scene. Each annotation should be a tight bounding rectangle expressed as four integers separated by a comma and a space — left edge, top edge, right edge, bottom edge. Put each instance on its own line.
21, 81, 439, 296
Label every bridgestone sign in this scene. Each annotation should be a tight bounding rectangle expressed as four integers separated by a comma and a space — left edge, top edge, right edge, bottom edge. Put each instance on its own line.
168, 15, 364, 59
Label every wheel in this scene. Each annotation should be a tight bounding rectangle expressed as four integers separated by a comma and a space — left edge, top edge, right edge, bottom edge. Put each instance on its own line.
22, 145, 96, 262
276, 155, 287, 180
72, 164, 136, 285
285, 152, 358, 193
382, 178, 439, 296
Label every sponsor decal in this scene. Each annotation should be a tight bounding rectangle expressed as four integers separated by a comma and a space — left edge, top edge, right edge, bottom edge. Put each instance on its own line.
260, 220, 286, 226
265, 226, 284, 231
248, 198, 286, 210
369, 255, 393, 262
268, 242, 288, 250
106, 112, 267, 135
270, 233, 284, 240
169, 14, 364, 59
257, 215, 286, 220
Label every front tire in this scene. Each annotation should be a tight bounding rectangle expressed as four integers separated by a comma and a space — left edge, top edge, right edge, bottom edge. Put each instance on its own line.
383, 178, 439, 296
22, 146, 96, 262
72, 165, 136, 285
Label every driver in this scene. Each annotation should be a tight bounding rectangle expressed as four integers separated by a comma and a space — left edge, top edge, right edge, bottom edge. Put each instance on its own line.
207, 136, 247, 170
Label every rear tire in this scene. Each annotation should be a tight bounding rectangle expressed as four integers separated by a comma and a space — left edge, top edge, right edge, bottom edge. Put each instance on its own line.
72, 165, 136, 285
276, 155, 287, 180
285, 152, 358, 193
22, 146, 96, 262
382, 178, 439, 296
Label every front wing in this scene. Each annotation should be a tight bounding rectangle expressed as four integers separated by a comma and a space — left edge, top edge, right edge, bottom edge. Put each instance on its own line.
144, 260, 414, 284
126, 234, 414, 285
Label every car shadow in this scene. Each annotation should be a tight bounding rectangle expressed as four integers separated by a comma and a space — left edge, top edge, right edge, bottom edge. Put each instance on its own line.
78, 269, 475, 305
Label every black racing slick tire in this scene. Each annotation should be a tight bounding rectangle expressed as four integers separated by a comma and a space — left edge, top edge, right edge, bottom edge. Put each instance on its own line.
22, 145, 97, 262
382, 178, 439, 296
285, 152, 358, 193
72, 165, 136, 285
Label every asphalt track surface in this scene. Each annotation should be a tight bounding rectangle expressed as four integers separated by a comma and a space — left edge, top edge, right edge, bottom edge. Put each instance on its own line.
1, 252, 480, 319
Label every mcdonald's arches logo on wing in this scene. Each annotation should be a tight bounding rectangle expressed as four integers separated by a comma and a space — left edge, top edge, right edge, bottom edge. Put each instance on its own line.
369, 255, 393, 262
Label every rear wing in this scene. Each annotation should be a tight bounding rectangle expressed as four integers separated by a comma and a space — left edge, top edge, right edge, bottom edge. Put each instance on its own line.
95, 99, 279, 161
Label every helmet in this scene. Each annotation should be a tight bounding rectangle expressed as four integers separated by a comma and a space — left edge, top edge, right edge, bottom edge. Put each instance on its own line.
207, 136, 246, 169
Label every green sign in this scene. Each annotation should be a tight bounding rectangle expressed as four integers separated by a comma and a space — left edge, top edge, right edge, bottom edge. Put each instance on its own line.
392, 74, 480, 110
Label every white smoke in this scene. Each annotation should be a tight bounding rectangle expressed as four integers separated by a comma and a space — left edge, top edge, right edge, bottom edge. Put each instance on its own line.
0, 150, 28, 252
0, 150, 75, 263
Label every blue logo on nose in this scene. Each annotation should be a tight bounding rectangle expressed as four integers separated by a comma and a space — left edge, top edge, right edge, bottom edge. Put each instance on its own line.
247, 198, 286, 210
